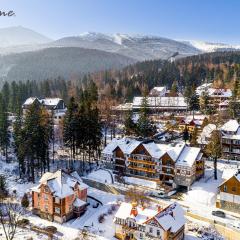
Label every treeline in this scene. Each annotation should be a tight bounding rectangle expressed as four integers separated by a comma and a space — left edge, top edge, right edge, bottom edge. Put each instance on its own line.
2, 51, 240, 115
13, 103, 53, 182
11, 80, 102, 182
63, 81, 102, 170
88, 51, 240, 101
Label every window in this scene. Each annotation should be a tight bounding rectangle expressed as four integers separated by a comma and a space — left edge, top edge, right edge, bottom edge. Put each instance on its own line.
45, 205, 48, 212
177, 169, 180, 174
44, 194, 48, 201
149, 227, 153, 234
55, 197, 60, 204
223, 185, 227, 192
139, 233, 143, 239
55, 207, 60, 214
187, 171, 191, 175
232, 187, 236, 192
157, 230, 160, 236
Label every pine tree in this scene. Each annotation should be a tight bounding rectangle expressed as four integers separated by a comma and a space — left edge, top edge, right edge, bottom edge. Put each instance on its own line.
182, 126, 189, 143
206, 130, 222, 180
21, 193, 29, 208
0, 94, 10, 161
63, 97, 78, 166
189, 94, 200, 118
136, 94, 156, 138
0, 175, 8, 199
124, 110, 136, 136
190, 128, 198, 146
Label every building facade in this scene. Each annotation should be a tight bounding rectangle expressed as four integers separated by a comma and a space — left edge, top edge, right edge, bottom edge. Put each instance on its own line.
221, 120, 240, 160
114, 201, 185, 240
22, 97, 67, 124
31, 170, 88, 223
218, 171, 240, 212
102, 138, 204, 189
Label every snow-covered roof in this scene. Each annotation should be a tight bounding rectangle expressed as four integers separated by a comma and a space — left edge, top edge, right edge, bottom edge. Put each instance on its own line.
222, 168, 239, 180
103, 139, 201, 167
150, 87, 167, 96
115, 202, 158, 224
23, 97, 39, 106
22, 97, 65, 109
73, 198, 86, 207
152, 87, 166, 92
197, 124, 216, 144
115, 202, 185, 233
102, 138, 141, 155
176, 146, 201, 167
196, 83, 232, 98
153, 202, 185, 233
40, 98, 62, 106
219, 171, 240, 187
36, 170, 88, 198
181, 115, 207, 126
132, 97, 187, 109
221, 119, 239, 133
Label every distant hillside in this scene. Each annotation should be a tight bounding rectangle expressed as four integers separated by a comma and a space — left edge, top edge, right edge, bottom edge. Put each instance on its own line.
0, 26, 51, 48
0, 47, 136, 83
52, 32, 201, 61
84, 51, 240, 101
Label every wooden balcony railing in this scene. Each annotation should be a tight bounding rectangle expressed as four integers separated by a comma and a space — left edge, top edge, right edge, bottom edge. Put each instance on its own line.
128, 166, 156, 173
128, 158, 156, 166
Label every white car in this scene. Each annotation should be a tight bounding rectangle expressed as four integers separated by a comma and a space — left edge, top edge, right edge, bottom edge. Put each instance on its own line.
232, 221, 240, 230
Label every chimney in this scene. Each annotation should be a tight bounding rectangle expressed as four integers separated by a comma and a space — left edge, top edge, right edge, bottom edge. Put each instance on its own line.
130, 201, 138, 217
157, 205, 162, 212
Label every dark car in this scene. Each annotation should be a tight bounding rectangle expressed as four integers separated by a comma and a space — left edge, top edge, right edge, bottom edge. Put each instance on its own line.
212, 210, 226, 218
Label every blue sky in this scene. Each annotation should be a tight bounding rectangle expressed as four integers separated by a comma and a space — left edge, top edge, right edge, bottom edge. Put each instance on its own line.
0, 0, 239, 43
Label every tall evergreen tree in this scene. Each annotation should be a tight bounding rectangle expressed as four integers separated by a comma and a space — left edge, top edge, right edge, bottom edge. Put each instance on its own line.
124, 110, 136, 136
0, 94, 10, 161
136, 94, 156, 138
206, 130, 222, 180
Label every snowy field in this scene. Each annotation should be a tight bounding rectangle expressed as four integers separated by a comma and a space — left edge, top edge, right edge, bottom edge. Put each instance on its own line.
87, 169, 113, 184
183, 161, 239, 208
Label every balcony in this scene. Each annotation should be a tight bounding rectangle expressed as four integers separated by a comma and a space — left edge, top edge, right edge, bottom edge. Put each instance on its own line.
161, 164, 174, 169
128, 166, 156, 174
127, 158, 156, 166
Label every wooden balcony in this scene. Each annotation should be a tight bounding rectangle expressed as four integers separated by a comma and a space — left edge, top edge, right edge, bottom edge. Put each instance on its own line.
128, 165, 156, 174
128, 158, 156, 166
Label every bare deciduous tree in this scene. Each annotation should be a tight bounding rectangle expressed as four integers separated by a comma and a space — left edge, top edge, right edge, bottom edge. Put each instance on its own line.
0, 201, 22, 240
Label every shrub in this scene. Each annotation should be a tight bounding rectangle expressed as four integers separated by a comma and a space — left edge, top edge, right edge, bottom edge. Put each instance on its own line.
45, 226, 57, 234
17, 218, 30, 227
21, 193, 29, 208
98, 214, 105, 223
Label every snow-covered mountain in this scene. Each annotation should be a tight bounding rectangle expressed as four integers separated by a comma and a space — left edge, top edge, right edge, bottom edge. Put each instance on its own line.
52, 32, 201, 61
0, 26, 51, 47
183, 40, 240, 52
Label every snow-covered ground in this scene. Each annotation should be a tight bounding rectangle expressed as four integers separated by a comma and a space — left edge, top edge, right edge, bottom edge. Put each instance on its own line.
183, 167, 222, 207
87, 169, 113, 184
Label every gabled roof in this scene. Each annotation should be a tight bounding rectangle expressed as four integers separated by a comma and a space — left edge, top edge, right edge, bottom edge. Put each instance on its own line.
103, 138, 201, 167
102, 138, 141, 155
22, 97, 65, 109
23, 97, 40, 106
152, 202, 185, 233
176, 146, 201, 167
36, 170, 88, 198
219, 171, 240, 187
221, 119, 239, 133
115, 202, 185, 233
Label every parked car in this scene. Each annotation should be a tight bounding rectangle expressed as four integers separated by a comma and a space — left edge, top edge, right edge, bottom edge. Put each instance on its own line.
212, 210, 226, 218
232, 221, 240, 230
150, 190, 166, 198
